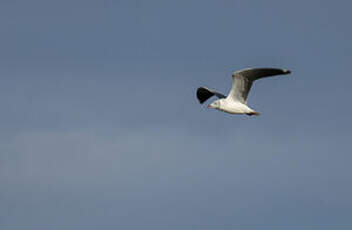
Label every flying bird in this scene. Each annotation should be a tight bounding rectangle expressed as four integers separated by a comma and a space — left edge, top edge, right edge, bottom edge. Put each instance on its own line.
196, 68, 291, 116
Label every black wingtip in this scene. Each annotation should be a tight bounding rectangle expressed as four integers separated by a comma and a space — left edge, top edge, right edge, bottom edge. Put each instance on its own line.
284, 69, 291, 74
196, 87, 213, 104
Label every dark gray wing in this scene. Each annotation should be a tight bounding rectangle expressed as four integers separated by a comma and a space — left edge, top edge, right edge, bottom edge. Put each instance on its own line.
227, 68, 291, 104
196, 87, 226, 104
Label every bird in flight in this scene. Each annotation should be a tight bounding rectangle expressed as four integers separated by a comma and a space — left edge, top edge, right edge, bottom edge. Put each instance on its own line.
196, 68, 291, 116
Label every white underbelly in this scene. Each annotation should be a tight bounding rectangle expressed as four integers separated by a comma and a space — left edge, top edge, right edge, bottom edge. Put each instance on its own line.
218, 102, 254, 114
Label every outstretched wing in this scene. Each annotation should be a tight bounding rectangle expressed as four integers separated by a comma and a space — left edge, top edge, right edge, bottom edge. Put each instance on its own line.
196, 87, 226, 104
227, 68, 291, 104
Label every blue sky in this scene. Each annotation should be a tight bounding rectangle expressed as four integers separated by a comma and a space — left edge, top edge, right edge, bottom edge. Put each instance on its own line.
1, 0, 352, 229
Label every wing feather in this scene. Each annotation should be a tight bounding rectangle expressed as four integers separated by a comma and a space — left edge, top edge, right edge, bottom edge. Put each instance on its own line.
227, 68, 291, 103
196, 87, 226, 104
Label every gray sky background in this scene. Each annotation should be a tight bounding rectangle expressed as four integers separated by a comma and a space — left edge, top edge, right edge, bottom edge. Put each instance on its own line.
1, 0, 352, 229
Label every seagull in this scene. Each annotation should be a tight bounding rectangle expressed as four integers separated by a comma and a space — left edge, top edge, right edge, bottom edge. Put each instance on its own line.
196, 68, 291, 116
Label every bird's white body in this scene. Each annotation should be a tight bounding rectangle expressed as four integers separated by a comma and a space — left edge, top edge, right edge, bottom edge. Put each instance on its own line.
215, 98, 256, 115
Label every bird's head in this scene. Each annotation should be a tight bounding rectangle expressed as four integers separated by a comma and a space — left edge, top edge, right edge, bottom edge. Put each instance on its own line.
207, 100, 221, 109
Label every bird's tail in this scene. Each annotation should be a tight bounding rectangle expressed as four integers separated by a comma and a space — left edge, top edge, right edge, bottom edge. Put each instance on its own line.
246, 111, 260, 116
